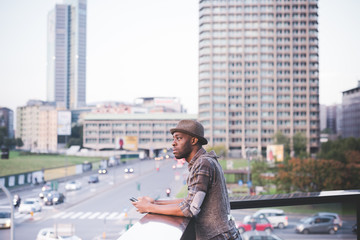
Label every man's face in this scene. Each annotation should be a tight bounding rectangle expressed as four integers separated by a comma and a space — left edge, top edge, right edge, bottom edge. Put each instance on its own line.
172, 132, 193, 160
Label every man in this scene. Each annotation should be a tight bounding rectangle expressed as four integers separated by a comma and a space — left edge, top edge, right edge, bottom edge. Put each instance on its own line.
132, 120, 241, 240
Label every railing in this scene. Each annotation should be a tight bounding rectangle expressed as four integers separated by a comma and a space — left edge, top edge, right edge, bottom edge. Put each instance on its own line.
118, 190, 360, 240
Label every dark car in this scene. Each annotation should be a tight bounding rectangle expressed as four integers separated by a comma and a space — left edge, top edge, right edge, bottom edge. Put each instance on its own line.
43, 191, 65, 205
39, 189, 52, 199
296, 216, 338, 234
98, 167, 108, 174
88, 175, 99, 183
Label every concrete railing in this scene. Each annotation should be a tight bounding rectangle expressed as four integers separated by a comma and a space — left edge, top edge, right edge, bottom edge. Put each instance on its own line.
118, 190, 360, 240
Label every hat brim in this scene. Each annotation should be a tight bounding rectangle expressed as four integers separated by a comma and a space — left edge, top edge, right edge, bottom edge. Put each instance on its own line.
170, 128, 208, 145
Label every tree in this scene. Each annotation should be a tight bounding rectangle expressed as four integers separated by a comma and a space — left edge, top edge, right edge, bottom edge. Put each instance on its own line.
66, 124, 83, 148
15, 138, 24, 148
273, 131, 291, 162
293, 132, 308, 158
251, 160, 271, 187
205, 144, 227, 158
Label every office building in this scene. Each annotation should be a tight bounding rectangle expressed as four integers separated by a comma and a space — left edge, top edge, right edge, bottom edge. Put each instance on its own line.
342, 81, 360, 138
0, 107, 14, 139
47, 0, 87, 110
198, 0, 320, 157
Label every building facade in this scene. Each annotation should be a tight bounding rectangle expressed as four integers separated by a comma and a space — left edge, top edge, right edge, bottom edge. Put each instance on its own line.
47, 0, 87, 110
16, 101, 71, 152
342, 81, 360, 138
83, 113, 196, 153
0, 107, 14, 139
198, 0, 320, 157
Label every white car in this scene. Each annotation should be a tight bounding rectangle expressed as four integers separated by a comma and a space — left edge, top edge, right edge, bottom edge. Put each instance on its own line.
0, 210, 11, 229
36, 228, 82, 240
253, 209, 288, 229
65, 180, 82, 191
19, 198, 42, 213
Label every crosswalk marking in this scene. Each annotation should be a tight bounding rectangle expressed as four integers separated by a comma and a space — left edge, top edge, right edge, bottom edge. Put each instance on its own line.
107, 212, 119, 219
98, 212, 110, 219
61, 211, 75, 219
88, 212, 101, 219
52, 212, 67, 219
70, 211, 84, 219
79, 212, 93, 219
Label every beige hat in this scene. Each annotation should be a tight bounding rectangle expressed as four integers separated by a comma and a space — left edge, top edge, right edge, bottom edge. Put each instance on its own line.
170, 120, 208, 145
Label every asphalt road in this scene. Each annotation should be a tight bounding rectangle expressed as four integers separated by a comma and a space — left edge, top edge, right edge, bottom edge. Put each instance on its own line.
0, 158, 186, 240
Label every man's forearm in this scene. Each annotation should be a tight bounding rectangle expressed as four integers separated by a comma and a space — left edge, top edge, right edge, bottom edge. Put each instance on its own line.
154, 198, 184, 205
148, 203, 185, 217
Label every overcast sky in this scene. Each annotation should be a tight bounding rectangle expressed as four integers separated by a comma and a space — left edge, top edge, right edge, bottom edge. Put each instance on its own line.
1, 0, 359, 114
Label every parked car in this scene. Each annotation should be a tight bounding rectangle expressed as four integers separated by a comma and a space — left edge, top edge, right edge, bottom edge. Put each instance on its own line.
36, 228, 82, 240
312, 212, 343, 228
237, 216, 273, 234
253, 208, 288, 229
39, 189, 52, 199
124, 167, 134, 174
98, 167, 108, 174
0, 210, 11, 229
88, 175, 99, 184
43, 191, 65, 205
241, 231, 284, 240
296, 216, 338, 234
19, 198, 42, 213
65, 180, 82, 191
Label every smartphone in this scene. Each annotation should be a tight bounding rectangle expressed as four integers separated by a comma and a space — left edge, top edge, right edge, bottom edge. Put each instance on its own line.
130, 197, 138, 202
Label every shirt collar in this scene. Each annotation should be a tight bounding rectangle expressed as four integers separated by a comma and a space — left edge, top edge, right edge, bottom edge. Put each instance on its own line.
188, 148, 206, 170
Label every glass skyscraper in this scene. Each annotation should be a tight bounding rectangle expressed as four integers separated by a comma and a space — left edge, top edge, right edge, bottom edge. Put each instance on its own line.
47, 0, 87, 110
198, 0, 320, 157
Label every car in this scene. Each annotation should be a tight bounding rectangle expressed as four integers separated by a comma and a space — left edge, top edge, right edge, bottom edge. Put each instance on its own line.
98, 167, 108, 174
124, 167, 134, 173
39, 189, 52, 199
42, 182, 52, 192
36, 227, 82, 240
253, 208, 288, 229
0, 210, 11, 229
312, 212, 343, 228
43, 191, 65, 205
241, 231, 284, 240
295, 216, 338, 234
88, 175, 99, 183
352, 223, 357, 234
19, 198, 42, 213
65, 180, 82, 191
237, 216, 273, 234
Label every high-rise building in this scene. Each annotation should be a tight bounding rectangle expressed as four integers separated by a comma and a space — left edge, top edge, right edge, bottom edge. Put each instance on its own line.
47, 0, 87, 110
0, 107, 14, 139
342, 81, 360, 138
198, 0, 319, 157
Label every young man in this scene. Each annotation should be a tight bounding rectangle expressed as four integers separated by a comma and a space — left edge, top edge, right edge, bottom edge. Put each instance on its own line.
132, 120, 241, 240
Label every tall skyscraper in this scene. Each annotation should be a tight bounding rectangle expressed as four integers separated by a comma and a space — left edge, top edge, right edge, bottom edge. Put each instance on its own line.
47, 0, 87, 110
198, 0, 319, 157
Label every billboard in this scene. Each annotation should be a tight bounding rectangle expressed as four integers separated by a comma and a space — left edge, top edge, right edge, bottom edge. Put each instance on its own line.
57, 111, 71, 136
266, 144, 284, 163
115, 136, 138, 151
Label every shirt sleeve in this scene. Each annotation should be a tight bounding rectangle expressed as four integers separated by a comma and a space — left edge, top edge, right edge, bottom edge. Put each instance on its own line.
179, 158, 212, 217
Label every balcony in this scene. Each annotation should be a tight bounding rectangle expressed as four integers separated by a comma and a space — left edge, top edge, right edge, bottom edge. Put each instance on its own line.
118, 190, 360, 240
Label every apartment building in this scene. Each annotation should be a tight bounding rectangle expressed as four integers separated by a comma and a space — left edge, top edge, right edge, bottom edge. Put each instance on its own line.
198, 0, 320, 157
342, 81, 360, 138
83, 113, 196, 153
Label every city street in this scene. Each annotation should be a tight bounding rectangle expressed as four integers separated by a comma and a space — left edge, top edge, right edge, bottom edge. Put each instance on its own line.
0, 158, 186, 240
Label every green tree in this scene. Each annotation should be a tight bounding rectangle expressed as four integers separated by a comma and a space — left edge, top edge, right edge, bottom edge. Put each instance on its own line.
273, 131, 291, 162
15, 138, 24, 148
293, 132, 308, 158
251, 160, 271, 187
205, 144, 227, 158
66, 125, 83, 148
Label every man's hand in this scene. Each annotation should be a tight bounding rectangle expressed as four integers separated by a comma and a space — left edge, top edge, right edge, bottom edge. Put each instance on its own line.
132, 196, 154, 214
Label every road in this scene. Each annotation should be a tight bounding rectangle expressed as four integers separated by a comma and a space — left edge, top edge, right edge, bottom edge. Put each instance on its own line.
0, 158, 357, 240
0, 158, 187, 240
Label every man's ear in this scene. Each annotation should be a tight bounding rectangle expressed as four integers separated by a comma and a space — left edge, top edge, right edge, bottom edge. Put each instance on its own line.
191, 137, 199, 146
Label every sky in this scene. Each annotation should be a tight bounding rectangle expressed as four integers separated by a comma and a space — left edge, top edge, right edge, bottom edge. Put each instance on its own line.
0, 0, 360, 115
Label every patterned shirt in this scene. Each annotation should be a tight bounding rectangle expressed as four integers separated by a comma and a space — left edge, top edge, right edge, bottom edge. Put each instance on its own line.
179, 148, 240, 240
